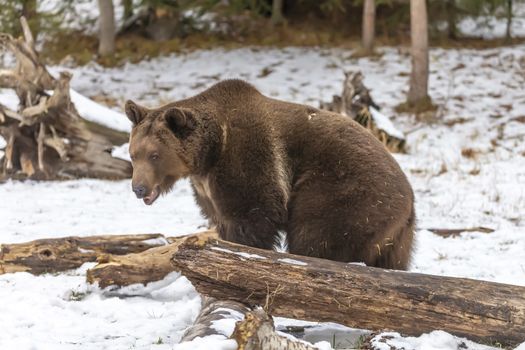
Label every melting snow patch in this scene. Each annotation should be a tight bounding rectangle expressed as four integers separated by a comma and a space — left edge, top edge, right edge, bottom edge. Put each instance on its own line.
112, 142, 131, 161
142, 236, 169, 246
278, 258, 308, 266
370, 106, 405, 140
69, 89, 131, 132
211, 247, 267, 260
78, 247, 95, 253
371, 331, 498, 350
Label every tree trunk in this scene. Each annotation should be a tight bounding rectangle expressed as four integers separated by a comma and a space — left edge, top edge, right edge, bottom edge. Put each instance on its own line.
0, 17, 130, 180
407, 0, 430, 106
98, 0, 116, 56
506, 0, 513, 42
123, 0, 134, 21
362, 0, 375, 54
0, 234, 167, 275
21, 0, 39, 39
446, 0, 457, 40
170, 237, 525, 347
271, 0, 285, 25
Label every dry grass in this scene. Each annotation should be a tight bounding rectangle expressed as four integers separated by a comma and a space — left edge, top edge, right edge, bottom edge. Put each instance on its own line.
461, 148, 477, 159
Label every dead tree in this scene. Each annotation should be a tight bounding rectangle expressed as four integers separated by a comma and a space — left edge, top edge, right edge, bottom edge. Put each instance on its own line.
320, 71, 406, 152
0, 17, 130, 180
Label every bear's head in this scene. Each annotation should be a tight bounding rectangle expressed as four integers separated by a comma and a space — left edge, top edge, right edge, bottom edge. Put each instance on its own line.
124, 100, 199, 205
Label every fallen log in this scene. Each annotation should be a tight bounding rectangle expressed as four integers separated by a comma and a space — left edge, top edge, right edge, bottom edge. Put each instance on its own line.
4, 232, 524, 346
181, 297, 250, 342
0, 234, 166, 274
169, 237, 525, 347
86, 230, 217, 288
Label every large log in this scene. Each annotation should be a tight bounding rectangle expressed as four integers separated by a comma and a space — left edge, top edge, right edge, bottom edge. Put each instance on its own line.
169, 237, 525, 347
86, 230, 217, 288
0, 234, 167, 274
0, 17, 130, 180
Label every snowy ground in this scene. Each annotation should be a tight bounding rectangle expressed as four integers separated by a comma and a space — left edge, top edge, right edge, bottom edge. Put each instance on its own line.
1, 44, 525, 349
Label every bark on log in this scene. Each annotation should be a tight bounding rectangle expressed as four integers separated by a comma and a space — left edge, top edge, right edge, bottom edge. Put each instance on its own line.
170, 237, 525, 347
86, 230, 218, 289
0, 234, 166, 275
0, 17, 131, 180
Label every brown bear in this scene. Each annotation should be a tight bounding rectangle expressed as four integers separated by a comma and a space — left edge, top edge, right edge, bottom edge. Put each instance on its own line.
125, 79, 415, 269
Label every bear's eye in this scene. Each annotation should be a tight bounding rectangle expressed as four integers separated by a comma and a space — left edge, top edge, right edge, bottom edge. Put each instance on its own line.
150, 153, 159, 161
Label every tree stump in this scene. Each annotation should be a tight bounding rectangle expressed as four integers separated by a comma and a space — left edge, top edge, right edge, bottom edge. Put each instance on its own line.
0, 17, 130, 180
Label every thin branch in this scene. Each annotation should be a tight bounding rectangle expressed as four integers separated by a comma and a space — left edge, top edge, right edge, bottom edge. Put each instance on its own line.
37, 122, 45, 171
20, 16, 35, 49
21, 95, 48, 120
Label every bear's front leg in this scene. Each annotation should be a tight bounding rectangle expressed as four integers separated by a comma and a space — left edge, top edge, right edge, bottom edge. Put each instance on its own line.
218, 211, 281, 251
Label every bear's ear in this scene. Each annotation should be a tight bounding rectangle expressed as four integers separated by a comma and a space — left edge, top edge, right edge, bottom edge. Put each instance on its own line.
164, 107, 196, 139
125, 100, 147, 126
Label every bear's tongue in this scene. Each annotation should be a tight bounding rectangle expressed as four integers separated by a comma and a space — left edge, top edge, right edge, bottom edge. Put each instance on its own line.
143, 187, 160, 206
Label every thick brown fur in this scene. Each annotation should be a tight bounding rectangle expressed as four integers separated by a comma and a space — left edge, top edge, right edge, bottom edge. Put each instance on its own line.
125, 79, 415, 270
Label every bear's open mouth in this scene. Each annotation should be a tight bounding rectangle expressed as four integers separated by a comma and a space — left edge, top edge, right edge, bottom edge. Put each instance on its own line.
143, 186, 160, 205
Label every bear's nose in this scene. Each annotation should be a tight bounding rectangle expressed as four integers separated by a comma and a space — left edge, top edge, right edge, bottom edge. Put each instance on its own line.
132, 185, 147, 198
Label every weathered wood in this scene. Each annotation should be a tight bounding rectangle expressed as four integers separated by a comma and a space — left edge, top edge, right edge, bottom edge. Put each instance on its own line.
171, 238, 525, 347
232, 309, 320, 350
86, 230, 218, 289
0, 234, 166, 275
181, 297, 250, 342
0, 17, 131, 180
319, 71, 405, 153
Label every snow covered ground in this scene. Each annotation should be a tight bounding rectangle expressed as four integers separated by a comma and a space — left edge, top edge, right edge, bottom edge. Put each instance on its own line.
1, 44, 525, 349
